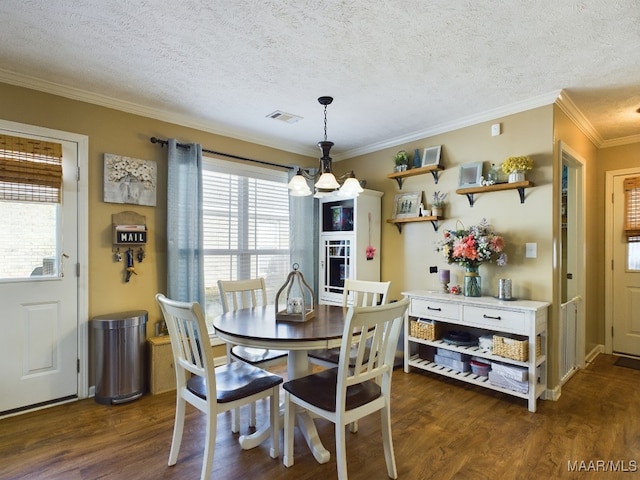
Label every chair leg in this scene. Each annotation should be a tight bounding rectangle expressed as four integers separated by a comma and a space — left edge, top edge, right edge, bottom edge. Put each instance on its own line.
168, 396, 186, 466
200, 409, 217, 480
349, 420, 358, 433
231, 406, 240, 433
250, 401, 257, 428
283, 392, 294, 467
335, 422, 348, 480
269, 385, 280, 459
380, 406, 398, 479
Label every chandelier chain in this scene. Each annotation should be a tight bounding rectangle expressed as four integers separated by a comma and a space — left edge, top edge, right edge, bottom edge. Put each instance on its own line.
323, 104, 328, 141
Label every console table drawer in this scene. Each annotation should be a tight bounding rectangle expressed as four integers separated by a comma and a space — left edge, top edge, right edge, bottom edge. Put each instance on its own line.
462, 306, 526, 333
410, 298, 458, 320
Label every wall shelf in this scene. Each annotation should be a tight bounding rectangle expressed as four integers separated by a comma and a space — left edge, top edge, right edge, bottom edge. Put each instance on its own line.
456, 180, 534, 206
386, 215, 440, 233
387, 164, 445, 189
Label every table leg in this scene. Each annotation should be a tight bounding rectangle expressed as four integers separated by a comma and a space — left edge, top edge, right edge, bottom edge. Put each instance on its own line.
287, 350, 331, 464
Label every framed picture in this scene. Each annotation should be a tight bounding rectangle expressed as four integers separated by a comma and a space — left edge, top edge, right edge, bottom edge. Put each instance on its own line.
393, 191, 422, 219
104, 153, 157, 206
458, 161, 483, 188
421, 145, 442, 167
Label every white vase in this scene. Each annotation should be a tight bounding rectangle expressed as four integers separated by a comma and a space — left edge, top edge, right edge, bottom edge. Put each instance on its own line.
508, 171, 525, 183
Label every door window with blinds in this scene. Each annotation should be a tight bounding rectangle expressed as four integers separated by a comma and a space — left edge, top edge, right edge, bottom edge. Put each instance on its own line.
0, 134, 62, 279
624, 176, 640, 270
203, 156, 290, 319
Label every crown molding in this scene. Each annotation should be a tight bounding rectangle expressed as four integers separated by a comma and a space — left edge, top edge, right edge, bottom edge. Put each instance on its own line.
341, 90, 564, 159
0, 69, 317, 158
555, 91, 603, 147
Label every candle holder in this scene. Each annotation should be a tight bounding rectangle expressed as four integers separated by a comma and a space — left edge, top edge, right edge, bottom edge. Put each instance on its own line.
438, 269, 450, 293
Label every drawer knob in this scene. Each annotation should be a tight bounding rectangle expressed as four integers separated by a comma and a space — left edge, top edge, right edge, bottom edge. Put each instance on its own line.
427, 306, 442, 311
483, 314, 501, 320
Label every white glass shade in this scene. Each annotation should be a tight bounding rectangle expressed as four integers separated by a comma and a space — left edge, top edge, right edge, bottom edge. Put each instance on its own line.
288, 174, 312, 196
314, 172, 340, 190
338, 177, 364, 196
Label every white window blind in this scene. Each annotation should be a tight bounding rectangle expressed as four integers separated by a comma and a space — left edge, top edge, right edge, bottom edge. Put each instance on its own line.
202, 156, 291, 319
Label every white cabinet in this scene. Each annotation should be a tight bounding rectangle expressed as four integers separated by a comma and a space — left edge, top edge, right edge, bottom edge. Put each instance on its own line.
402, 291, 549, 412
319, 189, 382, 305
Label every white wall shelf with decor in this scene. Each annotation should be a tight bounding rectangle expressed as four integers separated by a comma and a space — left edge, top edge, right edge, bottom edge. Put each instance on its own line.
456, 180, 535, 206
386, 215, 440, 234
318, 189, 382, 306
402, 291, 549, 412
387, 164, 445, 189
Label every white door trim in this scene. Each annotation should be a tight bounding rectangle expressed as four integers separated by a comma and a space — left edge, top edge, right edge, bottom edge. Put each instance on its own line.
605, 166, 640, 355
0, 119, 89, 400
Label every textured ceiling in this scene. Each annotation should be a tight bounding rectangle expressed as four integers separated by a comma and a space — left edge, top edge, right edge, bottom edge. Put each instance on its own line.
0, 0, 639, 159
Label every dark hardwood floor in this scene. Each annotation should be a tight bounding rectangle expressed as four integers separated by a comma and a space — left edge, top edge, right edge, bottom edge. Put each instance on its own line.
1, 354, 639, 480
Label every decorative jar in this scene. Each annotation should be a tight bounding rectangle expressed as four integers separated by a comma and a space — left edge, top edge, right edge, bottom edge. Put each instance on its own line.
463, 266, 481, 297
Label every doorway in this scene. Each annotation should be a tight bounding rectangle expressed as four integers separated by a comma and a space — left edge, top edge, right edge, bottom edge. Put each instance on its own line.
606, 167, 640, 357
558, 142, 586, 385
0, 120, 88, 417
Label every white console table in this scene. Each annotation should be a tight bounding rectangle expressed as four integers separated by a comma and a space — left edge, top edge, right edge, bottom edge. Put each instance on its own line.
402, 291, 549, 412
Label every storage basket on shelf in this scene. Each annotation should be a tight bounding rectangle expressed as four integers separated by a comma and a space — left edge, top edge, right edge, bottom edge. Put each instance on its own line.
493, 334, 541, 361
410, 319, 438, 341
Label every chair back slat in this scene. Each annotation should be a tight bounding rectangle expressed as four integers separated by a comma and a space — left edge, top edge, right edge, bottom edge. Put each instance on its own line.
337, 299, 409, 396
342, 279, 391, 307
156, 294, 215, 396
218, 278, 268, 313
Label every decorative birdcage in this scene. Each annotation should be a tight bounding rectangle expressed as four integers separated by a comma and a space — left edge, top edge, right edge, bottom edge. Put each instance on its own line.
275, 263, 315, 322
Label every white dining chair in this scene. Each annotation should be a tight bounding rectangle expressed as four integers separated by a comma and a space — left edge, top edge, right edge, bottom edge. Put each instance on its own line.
283, 298, 409, 480
156, 294, 282, 480
308, 279, 391, 368
217, 278, 287, 432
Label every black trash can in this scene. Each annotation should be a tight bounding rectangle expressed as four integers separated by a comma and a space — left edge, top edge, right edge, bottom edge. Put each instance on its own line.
92, 310, 148, 405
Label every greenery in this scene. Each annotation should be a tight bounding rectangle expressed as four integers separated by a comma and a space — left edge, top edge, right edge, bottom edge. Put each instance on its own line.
393, 150, 409, 166
437, 219, 507, 269
431, 191, 448, 207
501, 155, 533, 174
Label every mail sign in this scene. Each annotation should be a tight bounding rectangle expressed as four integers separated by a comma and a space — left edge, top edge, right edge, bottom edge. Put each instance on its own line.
116, 230, 147, 244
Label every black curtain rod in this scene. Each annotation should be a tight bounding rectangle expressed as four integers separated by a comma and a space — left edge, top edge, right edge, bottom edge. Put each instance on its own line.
149, 136, 293, 170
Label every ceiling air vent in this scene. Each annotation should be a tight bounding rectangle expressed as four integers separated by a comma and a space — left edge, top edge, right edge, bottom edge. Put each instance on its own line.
266, 110, 303, 124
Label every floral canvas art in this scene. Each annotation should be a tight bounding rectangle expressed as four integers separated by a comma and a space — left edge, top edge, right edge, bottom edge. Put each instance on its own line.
104, 153, 157, 206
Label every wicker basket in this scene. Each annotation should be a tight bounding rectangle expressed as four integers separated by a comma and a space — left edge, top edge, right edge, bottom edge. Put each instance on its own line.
410, 319, 438, 341
493, 335, 541, 361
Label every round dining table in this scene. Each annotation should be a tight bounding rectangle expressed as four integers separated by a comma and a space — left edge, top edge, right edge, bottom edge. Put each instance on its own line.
213, 303, 348, 464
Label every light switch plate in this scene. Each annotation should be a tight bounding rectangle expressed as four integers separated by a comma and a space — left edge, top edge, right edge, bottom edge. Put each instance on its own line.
525, 243, 537, 258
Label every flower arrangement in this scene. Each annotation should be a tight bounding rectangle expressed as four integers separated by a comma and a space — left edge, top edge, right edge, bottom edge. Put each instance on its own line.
437, 218, 507, 269
393, 150, 409, 166
501, 155, 533, 174
106, 155, 156, 190
431, 191, 448, 207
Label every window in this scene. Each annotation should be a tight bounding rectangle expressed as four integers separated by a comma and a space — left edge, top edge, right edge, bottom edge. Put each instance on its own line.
624, 176, 640, 270
202, 156, 290, 321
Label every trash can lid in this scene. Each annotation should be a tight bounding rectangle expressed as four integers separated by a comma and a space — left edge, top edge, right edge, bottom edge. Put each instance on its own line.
92, 310, 148, 329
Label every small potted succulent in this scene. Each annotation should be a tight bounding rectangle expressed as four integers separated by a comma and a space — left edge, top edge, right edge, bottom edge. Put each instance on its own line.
393, 150, 409, 172
431, 191, 447, 217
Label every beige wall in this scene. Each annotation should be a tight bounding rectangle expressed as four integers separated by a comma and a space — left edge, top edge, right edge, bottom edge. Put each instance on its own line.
3, 79, 633, 392
0, 82, 313, 362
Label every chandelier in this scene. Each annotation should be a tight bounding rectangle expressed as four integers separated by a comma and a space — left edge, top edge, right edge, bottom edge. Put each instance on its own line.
288, 96, 362, 198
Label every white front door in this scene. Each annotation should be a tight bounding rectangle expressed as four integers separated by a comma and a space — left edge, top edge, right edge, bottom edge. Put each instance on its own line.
0, 127, 80, 415
612, 171, 640, 356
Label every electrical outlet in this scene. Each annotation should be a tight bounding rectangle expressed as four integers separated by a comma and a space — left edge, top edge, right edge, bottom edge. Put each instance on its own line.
525, 243, 537, 258
429, 266, 438, 274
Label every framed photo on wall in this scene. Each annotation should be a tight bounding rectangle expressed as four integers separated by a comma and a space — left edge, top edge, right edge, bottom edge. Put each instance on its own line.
421, 145, 442, 167
458, 161, 483, 188
393, 191, 422, 219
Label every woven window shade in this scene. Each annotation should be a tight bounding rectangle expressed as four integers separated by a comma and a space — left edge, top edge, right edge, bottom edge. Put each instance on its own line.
0, 133, 63, 203
624, 176, 640, 241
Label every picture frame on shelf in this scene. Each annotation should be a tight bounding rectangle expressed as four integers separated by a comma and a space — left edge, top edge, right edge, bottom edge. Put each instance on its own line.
458, 161, 483, 188
393, 191, 422, 219
421, 145, 442, 167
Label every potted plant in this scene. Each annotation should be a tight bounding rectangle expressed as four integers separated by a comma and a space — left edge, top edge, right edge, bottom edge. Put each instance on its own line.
431, 191, 447, 217
501, 156, 533, 183
393, 150, 409, 172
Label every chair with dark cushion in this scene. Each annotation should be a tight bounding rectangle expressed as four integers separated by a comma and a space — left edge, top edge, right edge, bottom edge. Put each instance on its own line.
283, 298, 409, 480
156, 293, 282, 480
